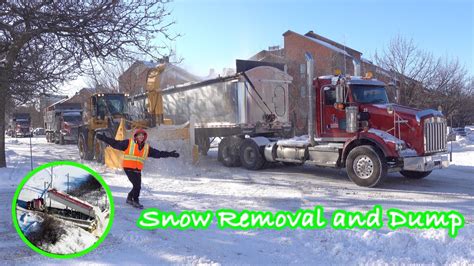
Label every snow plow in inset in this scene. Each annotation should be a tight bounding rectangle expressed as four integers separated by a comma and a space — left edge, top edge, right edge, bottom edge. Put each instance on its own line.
22, 188, 106, 232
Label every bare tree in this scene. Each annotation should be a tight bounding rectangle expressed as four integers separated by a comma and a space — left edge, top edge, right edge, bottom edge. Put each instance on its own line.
85, 59, 135, 92
376, 35, 471, 125
424, 58, 469, 120
375, 35, 438, 107
0, 1, 178, 167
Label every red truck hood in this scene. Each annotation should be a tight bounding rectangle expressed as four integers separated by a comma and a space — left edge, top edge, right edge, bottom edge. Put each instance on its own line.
371, 104, 420, 116
361, 103, 445, 155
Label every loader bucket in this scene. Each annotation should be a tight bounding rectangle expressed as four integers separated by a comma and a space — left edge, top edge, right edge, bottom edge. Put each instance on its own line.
104, 118, 128, 169
104, 117, 199, 169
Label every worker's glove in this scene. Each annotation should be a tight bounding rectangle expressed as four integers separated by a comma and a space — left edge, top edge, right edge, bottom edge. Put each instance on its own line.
169, 150, 180, 158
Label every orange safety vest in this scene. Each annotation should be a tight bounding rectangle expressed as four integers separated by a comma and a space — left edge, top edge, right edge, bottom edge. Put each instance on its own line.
122, 139, 150, 171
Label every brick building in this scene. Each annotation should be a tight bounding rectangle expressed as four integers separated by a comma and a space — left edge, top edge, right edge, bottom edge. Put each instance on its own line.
118, 60, 201, 95
251, 30, 399, 135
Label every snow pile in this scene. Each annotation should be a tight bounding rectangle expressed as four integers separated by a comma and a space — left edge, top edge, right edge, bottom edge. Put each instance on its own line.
450, 135, 474, 152
92, 206, 107, 237
304, 225, 474, 264
44, 222, 97, 255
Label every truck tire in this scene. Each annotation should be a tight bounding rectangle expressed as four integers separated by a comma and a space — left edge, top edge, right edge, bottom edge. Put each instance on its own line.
400, 170, 432, 179
239, 138, 266, 170
94, 136, 105, 164
346, 145, 387, 187
218, 136, 242, 167
197, 135, 211, 156
78, 134, 93, 160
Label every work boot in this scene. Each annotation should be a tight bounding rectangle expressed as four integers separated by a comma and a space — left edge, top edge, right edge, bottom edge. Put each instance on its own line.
132, 200, 144, 209
126, 196, 133, 205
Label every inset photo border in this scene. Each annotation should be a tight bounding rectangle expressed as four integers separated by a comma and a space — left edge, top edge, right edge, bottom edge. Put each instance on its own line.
11, 161, 115, 259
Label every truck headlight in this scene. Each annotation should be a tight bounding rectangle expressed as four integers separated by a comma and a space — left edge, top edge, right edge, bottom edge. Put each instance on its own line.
395, 142, 407, 151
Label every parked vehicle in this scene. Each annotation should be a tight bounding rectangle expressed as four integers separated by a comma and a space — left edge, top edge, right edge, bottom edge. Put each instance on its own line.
452, 127, 467, 137
10, 113, 32, 137
44, 100, 83, 144
33, 127, 45, 136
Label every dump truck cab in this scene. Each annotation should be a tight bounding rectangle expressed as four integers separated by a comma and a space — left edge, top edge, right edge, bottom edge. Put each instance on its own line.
308, 74, 449, 185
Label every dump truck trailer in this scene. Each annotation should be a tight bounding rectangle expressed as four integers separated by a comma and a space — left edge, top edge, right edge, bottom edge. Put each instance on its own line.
130, 62, 293, 155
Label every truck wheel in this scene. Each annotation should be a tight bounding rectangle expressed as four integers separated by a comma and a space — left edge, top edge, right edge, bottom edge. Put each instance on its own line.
78, 134, 93, 160
346, 145, 387, 187
218, 136, 242, 167
400, 170, 432, 179
239, 138, 266, 170
197, 135, 211, 156
94, 137, 105, 164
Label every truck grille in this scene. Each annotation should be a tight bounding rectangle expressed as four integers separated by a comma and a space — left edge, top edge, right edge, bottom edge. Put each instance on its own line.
423, 119, 447, 153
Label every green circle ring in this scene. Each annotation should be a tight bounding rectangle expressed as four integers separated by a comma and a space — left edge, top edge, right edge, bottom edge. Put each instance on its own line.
11, 161, 115, 259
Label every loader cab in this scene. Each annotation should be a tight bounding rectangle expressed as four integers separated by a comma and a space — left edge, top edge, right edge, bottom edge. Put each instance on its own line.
91, 93, 128, 120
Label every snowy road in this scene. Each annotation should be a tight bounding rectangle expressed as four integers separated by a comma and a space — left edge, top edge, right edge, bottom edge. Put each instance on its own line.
1, 136, 473, 264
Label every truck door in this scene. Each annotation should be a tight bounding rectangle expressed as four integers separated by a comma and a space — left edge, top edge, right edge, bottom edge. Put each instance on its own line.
321, 86, 352, 138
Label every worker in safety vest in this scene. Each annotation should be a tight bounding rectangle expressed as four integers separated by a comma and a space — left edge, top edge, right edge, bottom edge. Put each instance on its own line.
96, 129, 179, 209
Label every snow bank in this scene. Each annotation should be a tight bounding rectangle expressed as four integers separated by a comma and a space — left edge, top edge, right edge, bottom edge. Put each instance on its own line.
44, 223, 97, 255
300, 225, 474, 264
450, 135, 474, 152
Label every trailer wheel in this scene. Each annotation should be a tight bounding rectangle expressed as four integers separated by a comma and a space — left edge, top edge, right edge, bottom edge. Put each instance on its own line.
78, 134, 93, 160
218, 136, 242, 167
239, 138, 266, 170
400, 170, 432, 179
346, 145, 387, 187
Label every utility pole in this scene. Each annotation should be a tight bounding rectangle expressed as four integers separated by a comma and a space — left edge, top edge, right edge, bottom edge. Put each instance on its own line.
29, 134, 33, 170
49, 166, 53, 207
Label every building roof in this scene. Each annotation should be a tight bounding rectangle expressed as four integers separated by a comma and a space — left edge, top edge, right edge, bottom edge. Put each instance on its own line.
304, 31, 362, 56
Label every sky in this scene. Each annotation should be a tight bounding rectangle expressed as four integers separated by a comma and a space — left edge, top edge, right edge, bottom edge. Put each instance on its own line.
65, 0, 473, 95
169, 0, 473, 76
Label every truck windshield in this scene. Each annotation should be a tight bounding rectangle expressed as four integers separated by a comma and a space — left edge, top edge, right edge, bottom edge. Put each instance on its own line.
351, 85, 389, 104
63, 115, 82, 122
102, 95, 127, 115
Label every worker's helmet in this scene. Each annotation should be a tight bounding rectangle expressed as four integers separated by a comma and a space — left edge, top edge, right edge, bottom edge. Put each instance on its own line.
133, 128, 148, 143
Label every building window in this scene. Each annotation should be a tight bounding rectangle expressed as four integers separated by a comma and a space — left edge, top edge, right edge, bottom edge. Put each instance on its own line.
300, 86, 306, 98
300, 64, 306, 79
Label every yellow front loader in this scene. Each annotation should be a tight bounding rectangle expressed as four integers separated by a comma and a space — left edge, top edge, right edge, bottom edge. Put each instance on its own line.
102, 65, 199, 169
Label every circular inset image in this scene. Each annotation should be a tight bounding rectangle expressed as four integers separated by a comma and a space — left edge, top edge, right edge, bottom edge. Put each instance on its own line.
12, 161, 114, 258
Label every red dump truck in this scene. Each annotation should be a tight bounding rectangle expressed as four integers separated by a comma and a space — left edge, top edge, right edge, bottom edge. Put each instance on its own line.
156, 58, 449, 187
44, 100, 82, 144
10, 113, 32, 137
